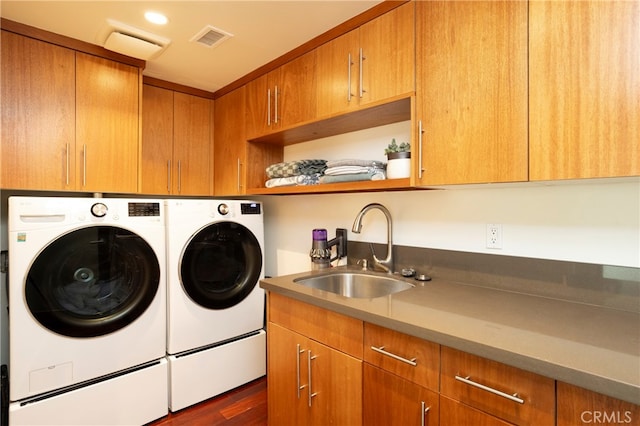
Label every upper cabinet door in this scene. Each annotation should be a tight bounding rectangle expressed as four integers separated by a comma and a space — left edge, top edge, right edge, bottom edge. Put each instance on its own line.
1, 31, 76, 191
173, 92, 212, 195
76, 52, 140, 193
316, 2, 415, 118
215, 87, 247, 196
416, 0, 528, 185
529, 0, 640, 180
141, 85, 174, 195
359, 1, 415, 106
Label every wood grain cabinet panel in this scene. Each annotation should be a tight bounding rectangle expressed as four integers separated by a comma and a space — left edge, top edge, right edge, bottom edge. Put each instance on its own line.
364, 363, 439, 426
557, 382, 640, 426
529, 0, 640, 180
1, 31, 76, 191
267, 295, 362, 426
316, 1, 414, 118
415, 0, 528, 185
364, 322, 439, 391
441, 347, 555, 426
2, 31, 140, 194
441, 395, 514, 426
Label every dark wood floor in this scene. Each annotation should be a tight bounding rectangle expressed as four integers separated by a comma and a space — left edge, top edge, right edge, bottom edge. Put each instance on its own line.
148, 377, 267, 426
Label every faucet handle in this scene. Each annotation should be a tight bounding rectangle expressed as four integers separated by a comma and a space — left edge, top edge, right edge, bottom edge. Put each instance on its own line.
357, 258, 369, 271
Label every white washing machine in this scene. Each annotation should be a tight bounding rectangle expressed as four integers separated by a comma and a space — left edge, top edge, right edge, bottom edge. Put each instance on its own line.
8, 196, 168, 425
165, 199, 266, 412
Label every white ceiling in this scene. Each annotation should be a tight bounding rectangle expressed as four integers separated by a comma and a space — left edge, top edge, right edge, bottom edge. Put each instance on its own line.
1, 1, 381, 93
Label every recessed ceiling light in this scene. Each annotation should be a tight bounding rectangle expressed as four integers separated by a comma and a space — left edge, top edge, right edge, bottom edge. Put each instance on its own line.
145, 11, 168, 25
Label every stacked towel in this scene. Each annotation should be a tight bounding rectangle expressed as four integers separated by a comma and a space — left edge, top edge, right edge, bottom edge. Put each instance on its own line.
320, 159, 386, 183
266, 159, 327, 178
265, 175, 320, 188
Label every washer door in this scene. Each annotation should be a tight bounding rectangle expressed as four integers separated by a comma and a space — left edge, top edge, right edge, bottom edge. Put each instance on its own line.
180, 221, 262, 310
25, 226, 160, 338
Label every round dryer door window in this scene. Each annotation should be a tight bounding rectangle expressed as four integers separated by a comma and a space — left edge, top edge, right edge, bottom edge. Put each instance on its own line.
25, 226, 160, 338
180, 222, 262, 310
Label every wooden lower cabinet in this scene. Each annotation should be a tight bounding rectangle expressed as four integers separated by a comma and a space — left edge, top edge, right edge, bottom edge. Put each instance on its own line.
441, 347, 555, 426
364, 364, 439, 426
267, 322, 362, 426
557, 382, 640, 426
441, 395, 513, 426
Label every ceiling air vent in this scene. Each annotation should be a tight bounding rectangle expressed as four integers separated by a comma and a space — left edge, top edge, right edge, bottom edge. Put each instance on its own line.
190, 25, 233, 48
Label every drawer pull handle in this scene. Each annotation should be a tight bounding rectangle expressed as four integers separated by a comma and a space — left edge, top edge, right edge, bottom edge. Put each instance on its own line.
455, 375, 525, 404
296, 344, 306, 399
370, 345, 417, 366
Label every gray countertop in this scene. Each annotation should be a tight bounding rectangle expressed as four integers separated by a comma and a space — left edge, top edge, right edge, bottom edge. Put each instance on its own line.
260, 267, 640, 405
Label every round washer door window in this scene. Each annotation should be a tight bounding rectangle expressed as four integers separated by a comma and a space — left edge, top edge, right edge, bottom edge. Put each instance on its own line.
180, 222, 262, 310
26, 226, 160, 338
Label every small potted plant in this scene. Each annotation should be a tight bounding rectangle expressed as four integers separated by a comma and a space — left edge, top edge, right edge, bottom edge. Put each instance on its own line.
385, 138, 411, 179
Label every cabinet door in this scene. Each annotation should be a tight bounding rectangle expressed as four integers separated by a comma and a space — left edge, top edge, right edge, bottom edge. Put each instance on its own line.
245, 73, 272, 139
364, 364, 438, 426
173, 92, 211, 195
76, 52, 139, 193
267, 323, 309, 426
214, 87, 246, 195
529, 0, 639, 180
316, 29, 359, 117
278, 51, 317, 128
557, 382, 640, 426
416, 1, 528, 185
141, 85, 174, 195
441, 395, 513, 426
1, 31, 76, 190
307, 339, 362, 426
359, 1, 415, 106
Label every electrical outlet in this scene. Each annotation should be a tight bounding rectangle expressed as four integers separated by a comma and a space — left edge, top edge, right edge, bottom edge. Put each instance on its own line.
486, 224, 502, 249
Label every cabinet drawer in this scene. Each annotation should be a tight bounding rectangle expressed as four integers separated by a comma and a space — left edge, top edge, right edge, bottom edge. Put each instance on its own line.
364, 323, 439, 391
441, 347, 555, 426
268, 292, 363, 358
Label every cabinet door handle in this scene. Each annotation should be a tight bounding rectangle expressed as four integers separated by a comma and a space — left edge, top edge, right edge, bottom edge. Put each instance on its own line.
347, 53, 354, 102
359, 48, 366, 98
370, 345, 417, 366
167, 160, 171, 193
177, 160, 182, 193
421, 401, 431, 426
296, 344, 306, 399
274, 85, 279, 124
65, 143, 70, 186
307, 350, 318, 407
455, 375, 525, 404
267, 88, 271, 126
418, 120, 425, 179
237, 158, 243, 192
82, 144, 87, 187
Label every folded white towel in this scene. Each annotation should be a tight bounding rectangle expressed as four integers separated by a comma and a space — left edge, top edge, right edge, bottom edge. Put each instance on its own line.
324, 166, 371, 176
326, 159, 385, 168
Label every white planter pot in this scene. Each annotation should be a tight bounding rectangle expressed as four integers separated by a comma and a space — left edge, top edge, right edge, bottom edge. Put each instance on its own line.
386, 152, 411, 179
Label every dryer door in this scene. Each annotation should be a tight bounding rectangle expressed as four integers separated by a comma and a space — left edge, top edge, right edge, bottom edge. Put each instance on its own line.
180, 221, 262, 310
25, 226, 160, 337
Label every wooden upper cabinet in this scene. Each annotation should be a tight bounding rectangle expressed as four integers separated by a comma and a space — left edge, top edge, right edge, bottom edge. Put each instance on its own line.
76, 52, 140, 193
141, 85, 174, 194
214, 87, 247, 195
529, 0, 640, 180
172, 92, 211, 195
415, 0, 528, 186
1, 31, 76, 190
245, 51, 317, 139
316, 1, 415, 118
1, 32, 140, 193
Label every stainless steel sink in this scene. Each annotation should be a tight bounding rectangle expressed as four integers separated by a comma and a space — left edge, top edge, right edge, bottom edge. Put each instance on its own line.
293, 272, 413, 298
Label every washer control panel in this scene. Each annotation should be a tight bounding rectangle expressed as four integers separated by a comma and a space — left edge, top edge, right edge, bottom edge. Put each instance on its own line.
128, 202, 161, 217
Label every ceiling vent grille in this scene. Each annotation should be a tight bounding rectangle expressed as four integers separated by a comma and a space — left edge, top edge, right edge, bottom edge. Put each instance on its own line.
191, 25, 233, 48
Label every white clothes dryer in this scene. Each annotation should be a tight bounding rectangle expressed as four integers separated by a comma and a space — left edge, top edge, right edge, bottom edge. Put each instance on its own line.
165, 199, 266, 412
8, 197, 168, 425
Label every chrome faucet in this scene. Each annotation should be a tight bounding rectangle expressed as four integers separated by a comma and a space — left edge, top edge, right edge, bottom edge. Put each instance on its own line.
351, 203, 393, 274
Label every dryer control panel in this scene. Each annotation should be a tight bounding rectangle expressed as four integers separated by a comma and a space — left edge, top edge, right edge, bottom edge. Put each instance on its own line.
240, 202, 261, 215
128, 202, 161, 217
